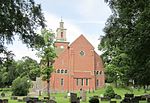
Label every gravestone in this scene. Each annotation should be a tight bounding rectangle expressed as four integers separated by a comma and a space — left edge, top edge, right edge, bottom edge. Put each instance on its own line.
3, 99, 8, 103
101, 97, 111, 101
11, 96, 18, 100
47, 100, 57, 103
0, 99, 2, 103
115, 95, 122, 99
70, 93, 80, 103
125, 94, 134, 98
147, 97, 150, 103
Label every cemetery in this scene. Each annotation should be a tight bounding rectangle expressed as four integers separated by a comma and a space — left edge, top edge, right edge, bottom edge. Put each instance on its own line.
0, 85, 150, 103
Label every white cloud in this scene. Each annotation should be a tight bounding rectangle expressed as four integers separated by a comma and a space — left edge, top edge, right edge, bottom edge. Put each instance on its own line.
75, 0, 111, 22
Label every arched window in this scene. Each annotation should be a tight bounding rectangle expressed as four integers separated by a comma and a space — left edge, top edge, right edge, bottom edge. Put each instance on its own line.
61, 69, 64, 73
61, 78, 64, 86
61, 32, 63, 38
57, 69, 60, 73
96, 79, 99, 86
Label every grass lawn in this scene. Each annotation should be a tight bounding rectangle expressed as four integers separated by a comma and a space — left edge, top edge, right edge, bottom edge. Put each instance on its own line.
0, 86, 150, 103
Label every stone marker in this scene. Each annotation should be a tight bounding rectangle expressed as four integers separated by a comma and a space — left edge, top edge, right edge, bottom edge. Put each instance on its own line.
70, 93, 80, 103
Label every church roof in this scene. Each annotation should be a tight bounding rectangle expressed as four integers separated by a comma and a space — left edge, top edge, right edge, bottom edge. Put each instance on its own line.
69, 34, 94, 49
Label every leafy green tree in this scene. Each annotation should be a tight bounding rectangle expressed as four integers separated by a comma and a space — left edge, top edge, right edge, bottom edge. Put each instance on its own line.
0, 0, 45, 64
16, 56, 40, 80
104, 86, 115, 98
99, 0, 150, 88
37, 29, 56, 100
12, 76, 31, 96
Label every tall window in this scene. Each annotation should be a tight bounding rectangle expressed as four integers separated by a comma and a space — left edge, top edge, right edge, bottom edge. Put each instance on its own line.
86, 79, 89, 86
61, 32, 63, 38
76, 78, 79, 86
96, 79, 99, 86
81, 78, 84, 86
61, 78, 64, 86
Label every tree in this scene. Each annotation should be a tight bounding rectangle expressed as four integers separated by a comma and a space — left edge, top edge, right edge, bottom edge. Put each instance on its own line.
37, 29, 56, 100
16, 56, 40, 80
99, 0, 150, 88
0, 0, 45, 63
12, 76, 31, 96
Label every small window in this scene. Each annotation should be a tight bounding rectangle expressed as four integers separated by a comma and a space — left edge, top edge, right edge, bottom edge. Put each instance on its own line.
81, 79, 84, 86
86, 79, 88, 86
61, 78, 64, 86
57, 69, 60, 73
96, 71, 99, 75
61, 69, 64, 73
65, 70, 67, 73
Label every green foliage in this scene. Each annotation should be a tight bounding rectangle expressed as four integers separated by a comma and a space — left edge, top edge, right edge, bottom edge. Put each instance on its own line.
0, 0, 45, 66
89, 97, 99, 103
16, 56, 40, 80
0, 0, 45, 46
99, 0, 150, 87
37, 29, 57, 99
104, 86, 115, 98
1, 92, 5, 97
12, 76, 31, 96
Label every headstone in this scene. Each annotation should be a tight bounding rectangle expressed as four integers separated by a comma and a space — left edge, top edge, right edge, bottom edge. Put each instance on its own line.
70, 93, 80, 103
23, 97, 30, 102
3, 99, 8, 103
115, 95, 122, 99
18, 99, 24, 102
11, 96, 18, 100
26, 99, 34, 103
44, 96, 49, 100
101, 97, 111, 101
70, 93, 77, 103
125, 94, 134, 98
147, 98, 150, 103
47, 100, 57, 103
0, 99, 2, 103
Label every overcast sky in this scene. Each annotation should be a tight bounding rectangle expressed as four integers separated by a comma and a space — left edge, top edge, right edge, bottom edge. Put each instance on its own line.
7, 0, 112, 62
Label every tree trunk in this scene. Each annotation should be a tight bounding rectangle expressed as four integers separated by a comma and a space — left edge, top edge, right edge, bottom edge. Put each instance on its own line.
47, 79, 50, 100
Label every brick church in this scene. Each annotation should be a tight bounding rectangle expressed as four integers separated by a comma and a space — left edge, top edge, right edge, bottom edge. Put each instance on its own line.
50, 20, 105, 92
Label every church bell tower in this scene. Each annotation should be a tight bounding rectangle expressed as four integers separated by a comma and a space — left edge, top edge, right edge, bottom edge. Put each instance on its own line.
56, 18, 67, 41
54, 19, 69, 55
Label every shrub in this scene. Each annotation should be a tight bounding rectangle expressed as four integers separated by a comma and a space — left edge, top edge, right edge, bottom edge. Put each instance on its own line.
104, 86, 115, 98
89, 97, 99, 103
12, 76, 31, 96
1, 92, 5, 97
